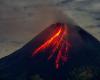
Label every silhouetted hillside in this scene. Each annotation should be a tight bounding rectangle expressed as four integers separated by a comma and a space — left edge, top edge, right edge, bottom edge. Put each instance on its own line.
0, 23, 100, 80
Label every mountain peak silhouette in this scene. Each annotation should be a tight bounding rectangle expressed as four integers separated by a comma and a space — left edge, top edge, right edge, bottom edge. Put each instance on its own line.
0, 23, 100, 80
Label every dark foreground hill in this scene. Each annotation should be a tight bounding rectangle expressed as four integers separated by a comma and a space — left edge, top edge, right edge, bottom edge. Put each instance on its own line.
0, 23, 100, 80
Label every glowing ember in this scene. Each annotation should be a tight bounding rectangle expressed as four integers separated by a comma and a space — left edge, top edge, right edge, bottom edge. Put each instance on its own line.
32, 23, 71, 69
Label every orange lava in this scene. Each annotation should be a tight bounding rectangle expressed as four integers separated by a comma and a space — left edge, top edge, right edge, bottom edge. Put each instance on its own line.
33, 27, 62, 55
32, 23, 71, 69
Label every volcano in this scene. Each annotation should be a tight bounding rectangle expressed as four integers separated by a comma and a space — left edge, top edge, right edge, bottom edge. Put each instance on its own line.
0, 23, 100, 80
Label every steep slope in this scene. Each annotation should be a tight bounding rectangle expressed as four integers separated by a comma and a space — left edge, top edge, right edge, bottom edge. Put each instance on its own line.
0, 23, 100, 80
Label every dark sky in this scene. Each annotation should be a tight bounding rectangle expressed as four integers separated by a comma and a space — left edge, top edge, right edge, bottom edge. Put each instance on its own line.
0, 0, 100, 58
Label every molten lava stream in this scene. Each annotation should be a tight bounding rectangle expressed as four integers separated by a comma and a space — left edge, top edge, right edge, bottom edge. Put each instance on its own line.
32, 24, 71, 69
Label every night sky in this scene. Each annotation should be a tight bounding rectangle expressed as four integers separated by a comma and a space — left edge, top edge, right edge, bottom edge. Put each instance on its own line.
0, 0, 100, 58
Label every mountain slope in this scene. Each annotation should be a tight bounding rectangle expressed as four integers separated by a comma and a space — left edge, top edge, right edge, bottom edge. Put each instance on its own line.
0, 23, 100, 80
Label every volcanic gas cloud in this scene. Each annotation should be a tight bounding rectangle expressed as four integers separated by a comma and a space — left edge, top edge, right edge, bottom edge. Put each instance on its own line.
32, 23, 71, 69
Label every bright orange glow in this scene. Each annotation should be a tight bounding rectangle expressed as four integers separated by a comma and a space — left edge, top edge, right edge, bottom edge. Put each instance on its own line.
32, 27, 62, 55
32, 23, 71, 69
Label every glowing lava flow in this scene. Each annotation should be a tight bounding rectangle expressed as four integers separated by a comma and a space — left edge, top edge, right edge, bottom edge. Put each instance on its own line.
32, 24, 71, 69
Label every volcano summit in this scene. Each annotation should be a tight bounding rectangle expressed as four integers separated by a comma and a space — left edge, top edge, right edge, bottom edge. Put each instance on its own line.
0, 23, 100, 80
